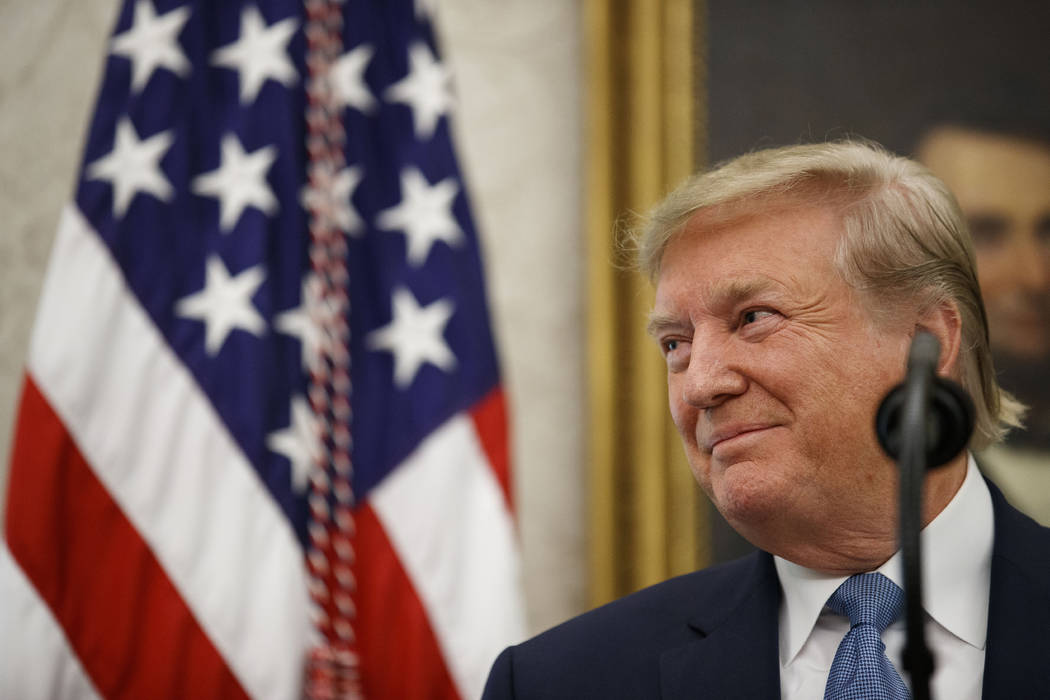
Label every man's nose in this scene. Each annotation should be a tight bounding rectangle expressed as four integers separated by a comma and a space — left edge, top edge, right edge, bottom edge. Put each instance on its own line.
680, 336, 748, 409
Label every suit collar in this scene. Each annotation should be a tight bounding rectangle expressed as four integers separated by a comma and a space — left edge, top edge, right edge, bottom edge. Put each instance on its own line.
660, 552, 782, 698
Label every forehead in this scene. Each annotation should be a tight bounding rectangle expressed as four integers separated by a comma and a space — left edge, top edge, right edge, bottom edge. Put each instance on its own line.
654, 203, 844, 307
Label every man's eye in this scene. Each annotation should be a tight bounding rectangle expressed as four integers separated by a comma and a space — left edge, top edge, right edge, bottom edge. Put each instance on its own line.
741, 309, 773, 325
662, 339, 679, 353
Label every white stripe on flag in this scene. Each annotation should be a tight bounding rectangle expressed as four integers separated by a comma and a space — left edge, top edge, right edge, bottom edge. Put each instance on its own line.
26, 205, 311, 700
371, 412, 526, 700
0, 543, 103, 700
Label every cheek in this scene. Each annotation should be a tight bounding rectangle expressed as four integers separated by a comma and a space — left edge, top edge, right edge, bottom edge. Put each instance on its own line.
668, 395, 713, 487
808, 356, 900, 457
785, 350, 889, 450
667, 405, 701, 459
669, 394, 697, 442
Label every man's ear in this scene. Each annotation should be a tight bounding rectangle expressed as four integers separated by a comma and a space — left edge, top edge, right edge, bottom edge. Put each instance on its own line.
916, 299, 963, 378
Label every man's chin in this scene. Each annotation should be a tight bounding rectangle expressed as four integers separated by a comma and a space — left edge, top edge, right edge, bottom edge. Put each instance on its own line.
712, 474, 784, 537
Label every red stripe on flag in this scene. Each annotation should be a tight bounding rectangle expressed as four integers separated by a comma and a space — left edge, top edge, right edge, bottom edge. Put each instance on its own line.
469, 388, 514, 514
354, 503, 461, 699
4, 376, 249, 700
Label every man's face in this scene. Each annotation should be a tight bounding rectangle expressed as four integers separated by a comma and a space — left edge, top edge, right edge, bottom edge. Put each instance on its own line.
650, 204, 911, 555
918, 127, 1050, 361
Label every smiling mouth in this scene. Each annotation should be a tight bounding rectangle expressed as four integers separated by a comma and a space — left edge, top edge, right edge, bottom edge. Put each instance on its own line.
705, 425, 778, 454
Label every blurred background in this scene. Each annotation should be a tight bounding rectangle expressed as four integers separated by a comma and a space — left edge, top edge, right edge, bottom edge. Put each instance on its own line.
2, 0, 1047, 668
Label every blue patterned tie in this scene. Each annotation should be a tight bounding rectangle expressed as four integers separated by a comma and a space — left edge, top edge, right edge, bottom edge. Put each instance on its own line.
823, 573, 911, 700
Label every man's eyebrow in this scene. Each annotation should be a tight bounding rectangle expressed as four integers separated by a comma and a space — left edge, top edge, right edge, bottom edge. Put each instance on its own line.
646, 277, 784, 337
645, 313, 684, 338
711, 277, 780, 307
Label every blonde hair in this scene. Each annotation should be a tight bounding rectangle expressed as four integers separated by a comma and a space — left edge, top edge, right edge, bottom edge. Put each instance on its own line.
635, 139, 1023, 448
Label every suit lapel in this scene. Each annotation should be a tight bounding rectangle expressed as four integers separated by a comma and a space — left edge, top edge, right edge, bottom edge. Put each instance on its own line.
659, 552, 782, 699
982, 482, 1050, 696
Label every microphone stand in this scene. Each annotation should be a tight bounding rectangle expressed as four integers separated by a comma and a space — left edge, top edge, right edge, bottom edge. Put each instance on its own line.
896, 333, 937, 700
877, 330, 973, 700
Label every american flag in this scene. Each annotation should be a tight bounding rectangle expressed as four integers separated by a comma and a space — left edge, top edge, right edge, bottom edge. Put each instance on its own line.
0, 0, 524, 697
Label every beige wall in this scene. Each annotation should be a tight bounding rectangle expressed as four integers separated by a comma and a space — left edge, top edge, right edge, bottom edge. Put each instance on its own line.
436, 1, 587, 634
0, 0, 585, 636
0, 1, 118, 493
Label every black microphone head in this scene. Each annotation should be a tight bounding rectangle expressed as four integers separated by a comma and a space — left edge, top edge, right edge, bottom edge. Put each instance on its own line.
875, 376, 976, 468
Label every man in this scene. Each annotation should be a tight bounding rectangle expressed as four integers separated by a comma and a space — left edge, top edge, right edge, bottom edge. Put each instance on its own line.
482, 141, 1050, 698
917, 125, 1050, 524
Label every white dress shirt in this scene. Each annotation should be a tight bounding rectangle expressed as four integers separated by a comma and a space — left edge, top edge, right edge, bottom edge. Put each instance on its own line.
776, 456, 993, 699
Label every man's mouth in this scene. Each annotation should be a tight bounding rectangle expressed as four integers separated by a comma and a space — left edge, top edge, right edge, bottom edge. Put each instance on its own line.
703, 424, 778, 454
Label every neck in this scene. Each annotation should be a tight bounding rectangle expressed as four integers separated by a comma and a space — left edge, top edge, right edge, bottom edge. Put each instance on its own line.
768, 454, 969, 575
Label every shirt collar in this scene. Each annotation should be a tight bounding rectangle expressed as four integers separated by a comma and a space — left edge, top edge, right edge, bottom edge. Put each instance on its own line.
774, 455, 993, 665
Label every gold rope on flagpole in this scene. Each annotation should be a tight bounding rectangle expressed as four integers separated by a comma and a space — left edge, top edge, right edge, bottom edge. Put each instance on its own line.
584, 0, 710, 607
303, 1, 362, 697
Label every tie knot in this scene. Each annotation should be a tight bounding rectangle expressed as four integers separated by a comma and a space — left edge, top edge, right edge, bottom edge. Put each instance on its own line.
826, 573, 904, 633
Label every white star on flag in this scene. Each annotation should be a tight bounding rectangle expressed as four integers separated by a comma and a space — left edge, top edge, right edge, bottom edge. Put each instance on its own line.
267, 395, 320, 494
384, 41, 454, 140
376, 167, 463, 266
85, 117, 174, 218
192, 133, 278, 231
175, 254, 267, 355
329, 44, 376, 113
274, 273, 338, 371
110, 0, 191, 93
300, 165, 365, 236
367, 287, 457, 388
211, 4, 299, 104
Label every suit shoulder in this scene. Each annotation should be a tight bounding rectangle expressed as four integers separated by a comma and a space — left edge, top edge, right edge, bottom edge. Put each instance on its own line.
990, 479, 1050, 584
482, 553, 771, 699
533, 552, 765, 646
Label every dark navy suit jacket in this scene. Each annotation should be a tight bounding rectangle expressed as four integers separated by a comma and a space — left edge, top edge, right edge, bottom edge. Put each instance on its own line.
482, 483, 1050, 699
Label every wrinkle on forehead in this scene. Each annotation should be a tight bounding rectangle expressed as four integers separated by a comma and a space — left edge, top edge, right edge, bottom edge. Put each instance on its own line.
651, 191, 850, 271
651, 207, 856, 338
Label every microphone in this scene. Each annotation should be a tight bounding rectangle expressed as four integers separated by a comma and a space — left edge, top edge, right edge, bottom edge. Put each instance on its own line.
875, 331, 975, 468
873, 330, 975, 700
